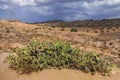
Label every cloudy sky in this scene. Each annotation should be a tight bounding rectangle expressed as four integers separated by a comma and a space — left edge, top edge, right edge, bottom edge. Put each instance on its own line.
0, 0, 120, 22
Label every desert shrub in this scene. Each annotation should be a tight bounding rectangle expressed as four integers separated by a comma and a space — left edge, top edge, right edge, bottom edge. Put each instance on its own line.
6, 28, 10, 33
94, 31, 98, 33
118, 53, 120, 58
112, 29, 115, 31
107, 27, 112, 30
5, 39, 114, 75
115, 27, 119, 29
100, 27, 104, 31
48, 28, 52, 30
107, 30, 109, 32
71, 28, 77, 32
86, 30, 89, 32
51, 26, 55, 27
101, 30, 104, 33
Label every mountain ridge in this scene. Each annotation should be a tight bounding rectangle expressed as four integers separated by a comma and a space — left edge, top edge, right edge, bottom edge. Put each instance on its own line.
30, 18, 120, 27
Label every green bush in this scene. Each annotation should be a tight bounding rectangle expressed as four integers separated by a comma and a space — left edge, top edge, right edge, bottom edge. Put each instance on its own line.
5, 39, 114, 75
71, 28, 77, 32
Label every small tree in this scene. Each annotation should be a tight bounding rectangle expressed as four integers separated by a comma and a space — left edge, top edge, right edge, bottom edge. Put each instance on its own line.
60, 22, 66, 31
71, 28, 77, 32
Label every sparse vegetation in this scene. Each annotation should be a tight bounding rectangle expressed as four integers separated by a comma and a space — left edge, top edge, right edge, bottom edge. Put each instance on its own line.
71, 28, 77, 32
5, 39, 114, 75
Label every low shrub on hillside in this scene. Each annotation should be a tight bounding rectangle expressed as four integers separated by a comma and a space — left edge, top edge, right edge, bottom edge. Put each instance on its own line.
94, 31, 98, 33
112, 29, 115, 31
6, 28, 10, 33
86, 30, 89, 32
5, 39, 114, 75
71, 28, 77, 32
107, 30, 109, 32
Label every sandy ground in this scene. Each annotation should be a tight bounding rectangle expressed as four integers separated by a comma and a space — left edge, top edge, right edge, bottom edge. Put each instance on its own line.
0, 20, 120, 80
0, 53, 120, 80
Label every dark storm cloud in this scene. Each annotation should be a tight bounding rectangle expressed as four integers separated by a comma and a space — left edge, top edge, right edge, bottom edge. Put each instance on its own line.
0, 0, 120, 22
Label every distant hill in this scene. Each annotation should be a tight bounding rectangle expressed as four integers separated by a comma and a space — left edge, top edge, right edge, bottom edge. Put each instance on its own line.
32, 18, 120, 28
68, 18, 120, 27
